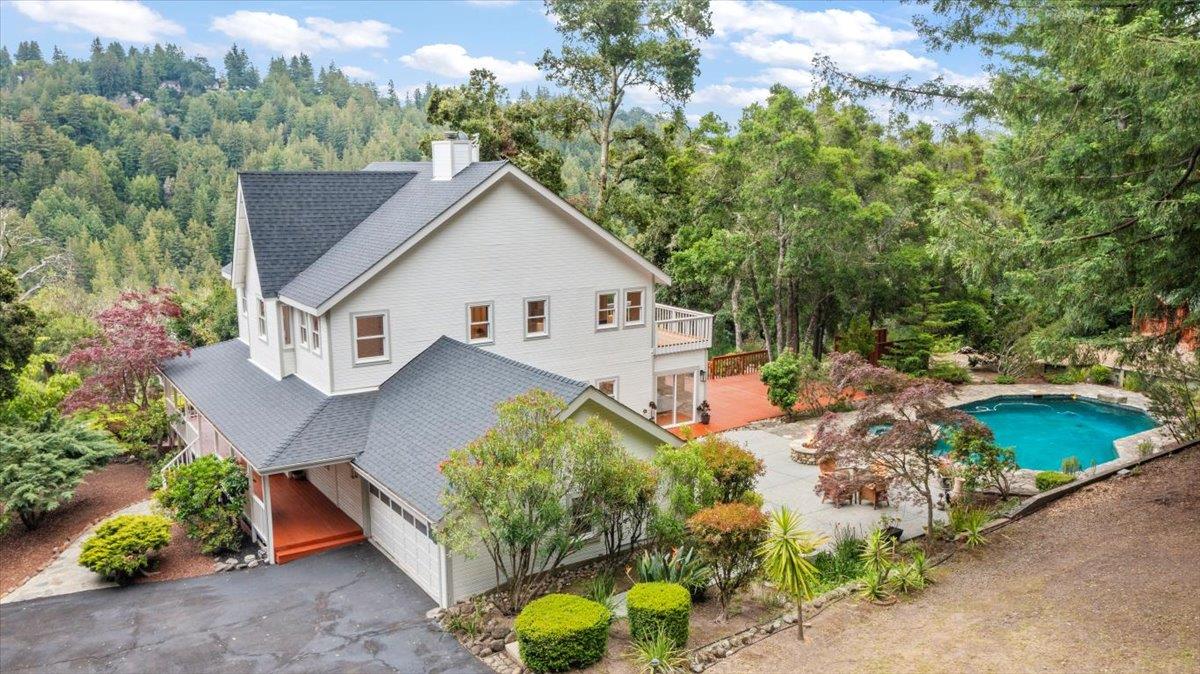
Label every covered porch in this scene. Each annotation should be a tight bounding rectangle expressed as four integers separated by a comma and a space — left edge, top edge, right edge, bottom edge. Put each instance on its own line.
249, 469, 366, 564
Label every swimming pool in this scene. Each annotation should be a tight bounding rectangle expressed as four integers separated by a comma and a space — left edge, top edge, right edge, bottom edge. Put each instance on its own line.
956, 395, 1157, 471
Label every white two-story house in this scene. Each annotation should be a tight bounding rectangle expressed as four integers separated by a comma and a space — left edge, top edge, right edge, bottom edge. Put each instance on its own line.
158, 133, 714, 607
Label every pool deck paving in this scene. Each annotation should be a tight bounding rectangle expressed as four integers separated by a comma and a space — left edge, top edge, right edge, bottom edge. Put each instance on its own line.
719, 382, 1173, 541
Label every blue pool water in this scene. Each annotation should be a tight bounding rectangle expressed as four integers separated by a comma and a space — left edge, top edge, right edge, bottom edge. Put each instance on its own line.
956, 396, 1157, 471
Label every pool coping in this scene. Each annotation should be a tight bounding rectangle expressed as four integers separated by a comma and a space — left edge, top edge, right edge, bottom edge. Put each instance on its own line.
944, 383, 1172, 486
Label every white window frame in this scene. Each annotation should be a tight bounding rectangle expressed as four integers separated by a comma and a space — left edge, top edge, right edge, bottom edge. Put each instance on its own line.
351, 310, 390, 365
466, 302, 494, 345
256, 298, 268, 342
298, 310, 309, 348
524, 296, 550, 339
280, 305, 294, 349
596, 290, 619, 330
309, 314, 322, 355
238, 287, 248, 316
594, 376, 619, 398
624, 287, 646, 327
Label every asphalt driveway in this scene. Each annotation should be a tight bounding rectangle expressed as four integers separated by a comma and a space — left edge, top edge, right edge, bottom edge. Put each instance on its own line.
0, 543, 487, 673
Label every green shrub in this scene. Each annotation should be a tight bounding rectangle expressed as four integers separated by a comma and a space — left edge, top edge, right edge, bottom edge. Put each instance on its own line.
882, 332, 934, 374
1060, 455, 1081, 474
155, 455, 248, 553
634, 547, 711, 601
1122, 371, 1144, 392
1046, 368, 1085, 385
994, 374, 1017, 385
1085, 364, 1113, 385
581, 571, 617, 615
810, 525, 864, 591
927, 362, 972, 384
1035, 470, 1076, 491
696, 435, 764, 503
78, 514, 171, 583
514, 593, 611, 673
687, 503, 767, 619
759, 349, 802, 416
627, 582, 690, 649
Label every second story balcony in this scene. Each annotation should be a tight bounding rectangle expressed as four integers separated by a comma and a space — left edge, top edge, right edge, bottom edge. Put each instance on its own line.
654, 303, 713, 355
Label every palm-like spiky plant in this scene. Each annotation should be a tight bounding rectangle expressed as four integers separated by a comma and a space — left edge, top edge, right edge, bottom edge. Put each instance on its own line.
758, 507, 828, 641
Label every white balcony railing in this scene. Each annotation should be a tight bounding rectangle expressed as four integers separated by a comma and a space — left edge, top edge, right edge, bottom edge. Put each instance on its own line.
248, 494, 268, 543
654, 303, 713, 355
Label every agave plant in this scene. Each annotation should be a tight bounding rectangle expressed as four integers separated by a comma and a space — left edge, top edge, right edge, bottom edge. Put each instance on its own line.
628, 628, 688, 674
582, 571, 618, 615
634, 547, 712, 601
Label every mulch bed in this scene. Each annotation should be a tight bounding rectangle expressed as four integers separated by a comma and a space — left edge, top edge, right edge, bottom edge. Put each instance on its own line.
138, 522, 215, 585
0, 461, 152, 597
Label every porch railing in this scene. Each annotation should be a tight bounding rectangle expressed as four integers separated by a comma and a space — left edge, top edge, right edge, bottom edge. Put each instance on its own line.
247, 494, 268, 543
654, 304, 714, 355
708, 349, 770, 378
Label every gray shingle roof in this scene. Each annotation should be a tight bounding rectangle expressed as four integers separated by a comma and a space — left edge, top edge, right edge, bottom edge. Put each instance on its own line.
354, 336, 588, 520
239, 171, 415, 297
162, 336, 588, 520
161, 341, 377, 470
279, 161, 508, 309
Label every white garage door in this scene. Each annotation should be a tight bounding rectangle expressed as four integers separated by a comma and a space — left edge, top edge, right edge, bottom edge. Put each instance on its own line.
368, 485, 442, 603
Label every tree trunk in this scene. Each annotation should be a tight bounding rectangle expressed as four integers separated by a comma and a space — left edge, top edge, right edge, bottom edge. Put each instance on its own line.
796, 600, 804, 641
731, 278, 744, 352
747, 262, 774, 358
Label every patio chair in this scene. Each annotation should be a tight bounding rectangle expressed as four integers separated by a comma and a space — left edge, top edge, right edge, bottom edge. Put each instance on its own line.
816, 473, 855, 508
859, 478, 891, 509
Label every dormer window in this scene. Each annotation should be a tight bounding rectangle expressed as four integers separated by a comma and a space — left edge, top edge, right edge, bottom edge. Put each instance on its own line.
467, 302, 493, 344
257, 298, 267, 341
298, 310, 309, 347
280, 305, 294, 348
353, 312, 389, 364
310, 314, 321, 354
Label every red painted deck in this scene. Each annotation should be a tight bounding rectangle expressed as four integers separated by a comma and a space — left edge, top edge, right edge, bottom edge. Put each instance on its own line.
269, 474, 365, 564
673, 373, 857, 438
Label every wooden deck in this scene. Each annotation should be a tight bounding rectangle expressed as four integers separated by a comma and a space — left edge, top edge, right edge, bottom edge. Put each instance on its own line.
673, 373, 857, 438
269, 474, 365, 564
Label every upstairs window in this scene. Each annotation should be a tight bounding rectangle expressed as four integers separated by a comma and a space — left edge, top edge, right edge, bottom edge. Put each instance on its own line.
467, 302, 493, 344
625, 289, 645, 326
525, 297, 549, 338
595, 377, 618, 397
280, 305, 294, 348
239, 288, 248, 316
310, 314, 322, 354
353, 312, 389, 363
256, 298, 267, 341
298, 310, 309, 347
596, 291, 618, 329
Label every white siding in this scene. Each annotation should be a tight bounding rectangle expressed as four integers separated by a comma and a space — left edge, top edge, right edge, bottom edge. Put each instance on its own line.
243, 245, 282, 379
305, 463, 363, 526
653, 349, 708, 404
328, 176, 657, 412
293, 307, 331, 393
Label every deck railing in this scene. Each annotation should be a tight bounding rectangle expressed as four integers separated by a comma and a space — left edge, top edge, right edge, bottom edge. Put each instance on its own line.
654, 304, 714, 355
708, 349, 770, 378
247, 494, 268, 543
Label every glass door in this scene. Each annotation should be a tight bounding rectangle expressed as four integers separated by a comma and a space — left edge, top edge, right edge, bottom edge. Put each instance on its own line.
655, 371, 696, 426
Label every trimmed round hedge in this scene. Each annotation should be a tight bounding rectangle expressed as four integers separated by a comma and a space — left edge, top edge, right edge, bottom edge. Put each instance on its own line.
1035, 470, 1075, 492
514, 593, 611, 673
627, 582, 690, 648
78, 514, 172, 583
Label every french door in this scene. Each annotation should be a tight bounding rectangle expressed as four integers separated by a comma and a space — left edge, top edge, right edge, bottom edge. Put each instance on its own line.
655, 371, 696, 427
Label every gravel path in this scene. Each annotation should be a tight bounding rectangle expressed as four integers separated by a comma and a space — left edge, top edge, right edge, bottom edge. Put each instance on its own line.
710, 446, 1200, 674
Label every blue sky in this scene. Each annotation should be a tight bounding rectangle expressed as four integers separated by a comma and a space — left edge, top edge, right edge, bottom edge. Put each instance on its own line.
0, 0, 986, 123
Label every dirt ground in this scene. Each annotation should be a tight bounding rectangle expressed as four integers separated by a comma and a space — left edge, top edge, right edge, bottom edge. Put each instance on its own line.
710, 446, 1200, 674
138, 521, 213, 584
0, 461, 151, 596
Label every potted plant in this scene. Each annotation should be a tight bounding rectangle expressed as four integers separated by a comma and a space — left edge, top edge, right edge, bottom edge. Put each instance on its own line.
696, 400, 711, 424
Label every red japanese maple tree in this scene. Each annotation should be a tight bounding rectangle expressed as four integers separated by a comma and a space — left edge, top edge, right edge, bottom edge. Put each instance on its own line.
811, 352, 990, 540
60, 288, 189, 413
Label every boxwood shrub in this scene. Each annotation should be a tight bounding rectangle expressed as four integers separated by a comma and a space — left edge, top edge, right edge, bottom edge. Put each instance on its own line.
78, 514, 172, 583
514, 593, 611, 672
627, 582, 691, 648
1035, 470, 1076, 492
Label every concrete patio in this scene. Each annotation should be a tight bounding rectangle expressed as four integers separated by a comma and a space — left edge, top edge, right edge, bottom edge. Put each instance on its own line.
722, 426, 944, 542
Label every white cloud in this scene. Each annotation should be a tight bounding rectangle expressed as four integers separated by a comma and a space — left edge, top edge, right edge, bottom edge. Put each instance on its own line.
750, 67, 815, 91
710, 1, 937, 75
11, 0, 184, 43
340, 65, 377, 81
210, 11, 396, 54
399, 44, 540, 84
690, 84, 771, 108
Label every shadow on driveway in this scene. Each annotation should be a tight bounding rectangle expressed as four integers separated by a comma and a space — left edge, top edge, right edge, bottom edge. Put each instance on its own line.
0, 543, 486, 673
